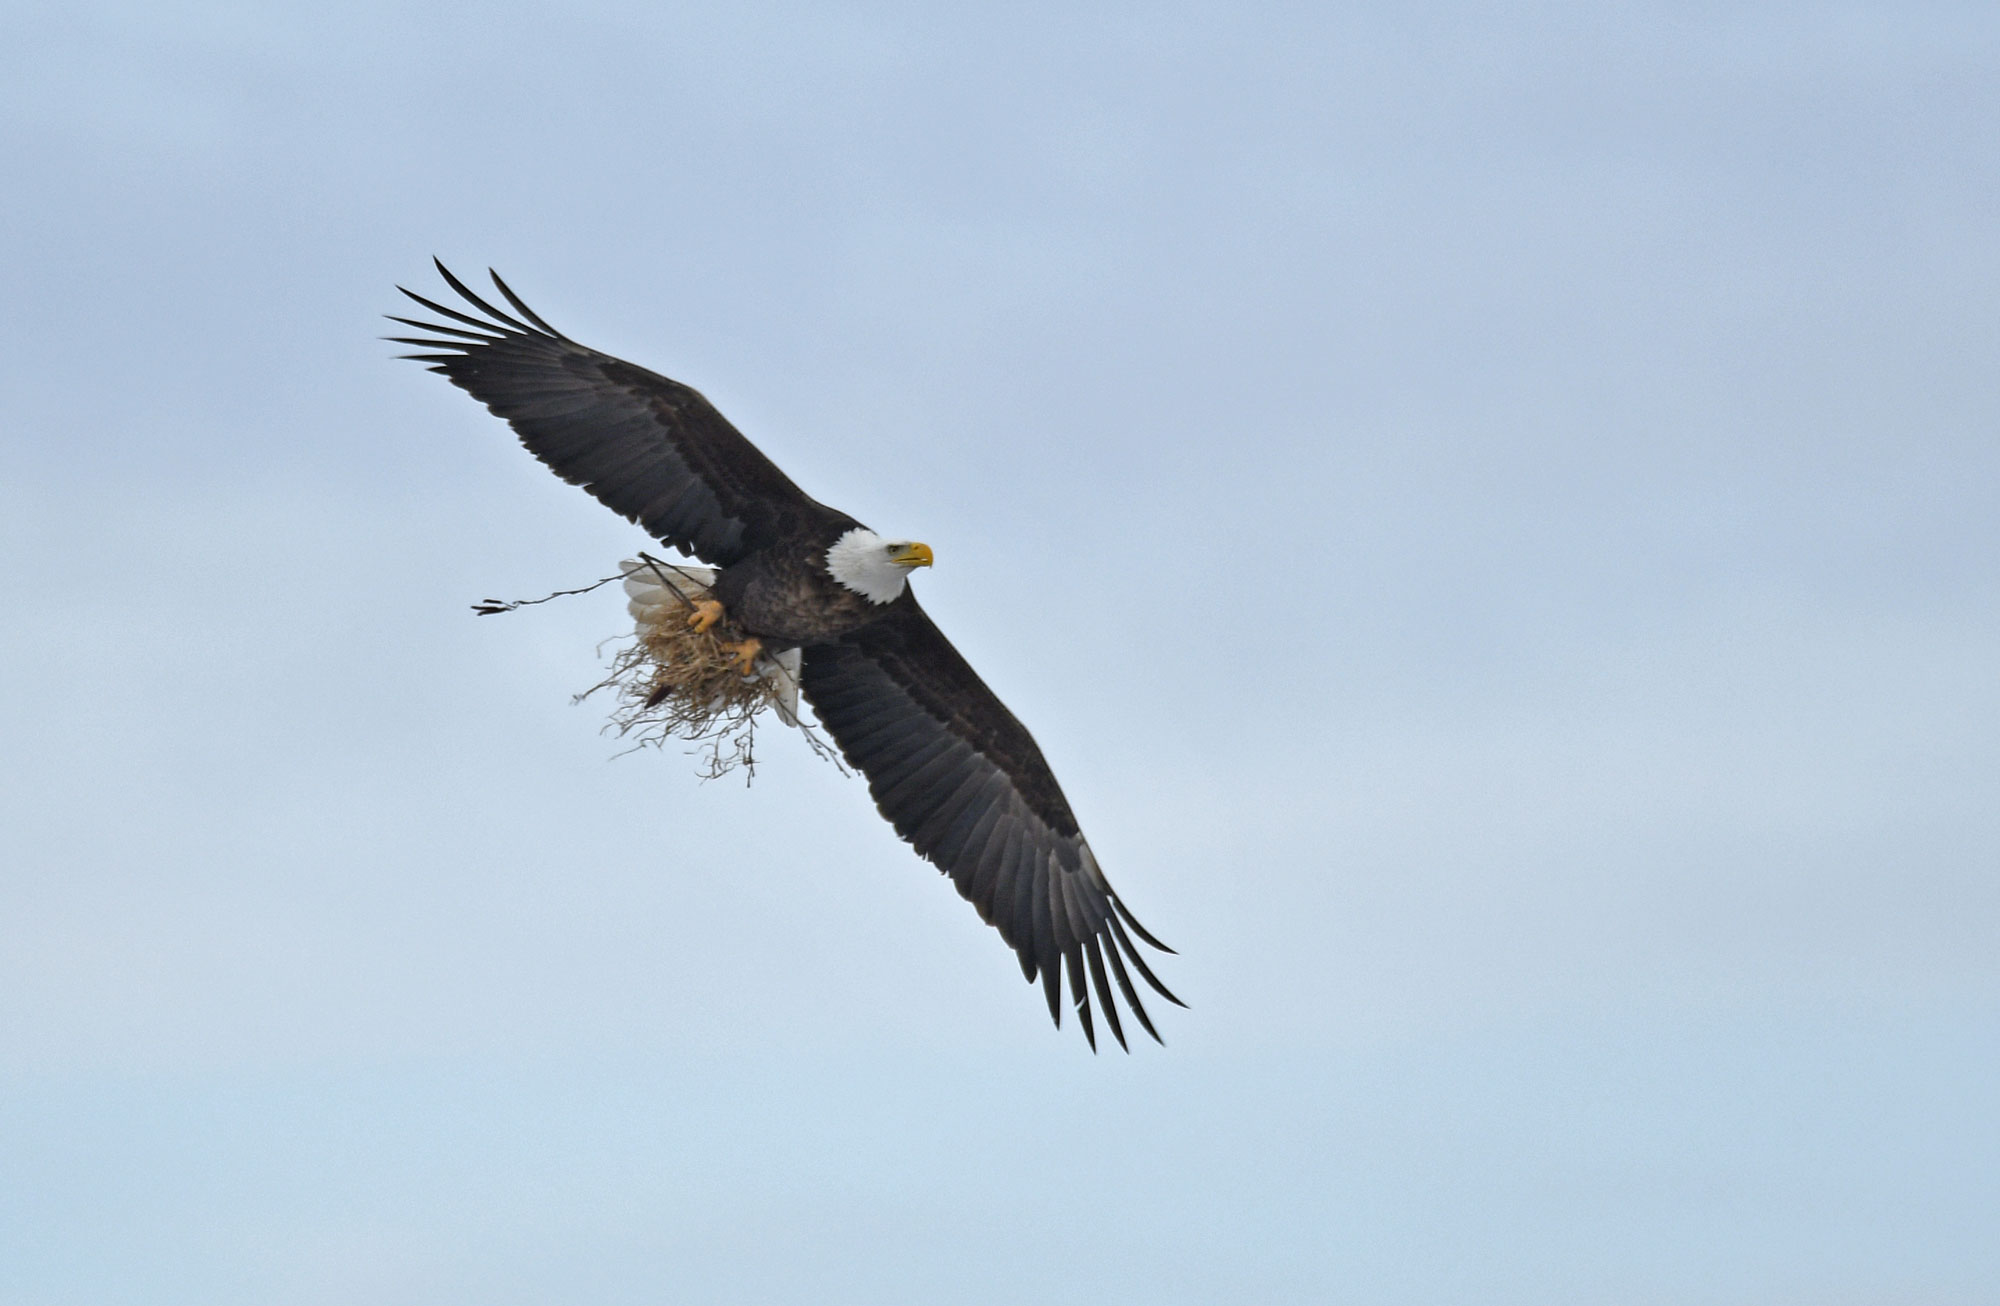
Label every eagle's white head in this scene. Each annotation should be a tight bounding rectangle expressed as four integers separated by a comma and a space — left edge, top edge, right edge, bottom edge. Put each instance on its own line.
826, 527, 934, 604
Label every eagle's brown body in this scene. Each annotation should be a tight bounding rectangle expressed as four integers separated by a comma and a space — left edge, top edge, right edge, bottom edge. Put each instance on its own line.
712, 530, 883, 647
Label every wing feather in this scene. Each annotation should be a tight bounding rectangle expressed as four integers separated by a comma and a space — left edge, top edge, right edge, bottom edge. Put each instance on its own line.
1066, 944, 1096, 1050
923, 770, 1000, 862
1085, 937, 1125, 1051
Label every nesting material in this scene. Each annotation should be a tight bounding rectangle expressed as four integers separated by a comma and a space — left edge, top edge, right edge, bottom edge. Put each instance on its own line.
576, 556, 836, 781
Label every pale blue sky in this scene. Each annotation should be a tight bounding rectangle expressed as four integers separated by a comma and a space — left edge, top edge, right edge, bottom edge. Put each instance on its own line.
3, 2, 1996, 1302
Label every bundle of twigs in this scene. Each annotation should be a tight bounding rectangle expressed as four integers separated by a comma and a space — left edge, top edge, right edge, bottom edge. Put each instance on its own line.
479, 554, 838, 782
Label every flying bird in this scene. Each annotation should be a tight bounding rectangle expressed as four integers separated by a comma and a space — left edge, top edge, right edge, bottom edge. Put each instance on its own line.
390, 263, 1182, 1049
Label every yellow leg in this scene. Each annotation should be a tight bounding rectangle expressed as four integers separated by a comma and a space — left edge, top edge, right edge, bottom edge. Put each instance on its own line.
718, 635, 763, 676
686, 598, 725, 634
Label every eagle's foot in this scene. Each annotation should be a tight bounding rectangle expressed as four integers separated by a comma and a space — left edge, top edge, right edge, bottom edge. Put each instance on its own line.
686, 598, 725, 634
719, 635, 763, 676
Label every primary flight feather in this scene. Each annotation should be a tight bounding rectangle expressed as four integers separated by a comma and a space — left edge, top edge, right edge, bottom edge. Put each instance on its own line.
391, 261, 1181, 1049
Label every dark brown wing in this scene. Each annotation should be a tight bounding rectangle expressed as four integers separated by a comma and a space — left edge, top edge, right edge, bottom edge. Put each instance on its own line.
391, 261, 831, 565
800, 597, 1182, 1050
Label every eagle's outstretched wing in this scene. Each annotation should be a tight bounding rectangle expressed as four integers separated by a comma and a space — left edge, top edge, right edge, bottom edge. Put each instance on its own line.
390, 260, 825, 566
801, 597, 1183, 1049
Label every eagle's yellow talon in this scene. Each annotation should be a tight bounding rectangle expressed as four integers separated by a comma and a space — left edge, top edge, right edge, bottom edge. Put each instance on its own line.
719, 636, 763, 676
687, 598, 725, 634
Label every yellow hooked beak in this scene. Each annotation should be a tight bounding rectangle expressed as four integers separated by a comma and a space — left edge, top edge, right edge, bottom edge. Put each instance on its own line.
891, 541, 935, 568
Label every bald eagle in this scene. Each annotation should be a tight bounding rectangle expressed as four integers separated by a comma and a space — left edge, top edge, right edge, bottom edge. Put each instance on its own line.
391, 262, 1181, 1049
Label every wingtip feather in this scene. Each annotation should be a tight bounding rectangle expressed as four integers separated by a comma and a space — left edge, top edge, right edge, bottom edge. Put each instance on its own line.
1112, 897, 1177, 954
1084, 937, 1128, 1052
488, 267, 566, 338
1108, 913, 1188, 1009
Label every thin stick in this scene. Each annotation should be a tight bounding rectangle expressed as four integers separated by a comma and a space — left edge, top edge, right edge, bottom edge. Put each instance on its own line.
472, 572, 623, 615
630, 552, 708, 614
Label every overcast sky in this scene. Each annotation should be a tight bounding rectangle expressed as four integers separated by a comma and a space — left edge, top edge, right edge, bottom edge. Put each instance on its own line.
3, 2, 1997, 1302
